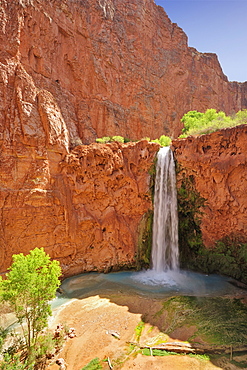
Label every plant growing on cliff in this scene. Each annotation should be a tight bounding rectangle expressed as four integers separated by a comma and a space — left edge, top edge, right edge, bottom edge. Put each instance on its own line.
179, 109, 247, 137
151, 135, 171, 147
0, 248, 61, 366
177, 173, 206, 267
196, 237, 247, 283
143, 135, 171, 146
177, 172, 247, 282
96, 135, 126, 143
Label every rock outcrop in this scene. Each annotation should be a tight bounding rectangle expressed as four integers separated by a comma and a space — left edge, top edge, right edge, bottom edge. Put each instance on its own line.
0, 0, 247, 146
0, 138, 158, 276
1, 0, 247, 277
172, 125, 247, 248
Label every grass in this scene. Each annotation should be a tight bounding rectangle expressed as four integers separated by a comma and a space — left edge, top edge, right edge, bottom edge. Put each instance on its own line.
142, 348, 179, 356
142, 348, 210, 360
134, 321, 145, 343
161, 296, 247, 345
80, 297, 247, 369
81, 357, 102, 370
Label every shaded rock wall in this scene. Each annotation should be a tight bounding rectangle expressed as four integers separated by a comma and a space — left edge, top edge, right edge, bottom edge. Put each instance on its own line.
0, 137, 159, 276
172, 125, 247, 248
1, 0, 247, 146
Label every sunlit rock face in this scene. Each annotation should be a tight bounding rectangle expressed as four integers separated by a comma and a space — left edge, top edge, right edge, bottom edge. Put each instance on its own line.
1, 0, 247, 145
1, 0, 247, 275
172, 125, 247, 247
0, 139, 159, 276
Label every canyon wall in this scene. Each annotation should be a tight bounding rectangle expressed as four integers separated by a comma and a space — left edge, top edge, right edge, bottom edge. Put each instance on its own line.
0, 0, 247, 146
1, 0, 247, 278
0, 138, 158, 276
172, 125, 247, 248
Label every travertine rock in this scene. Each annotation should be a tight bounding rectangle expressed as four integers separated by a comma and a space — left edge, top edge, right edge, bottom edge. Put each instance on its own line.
0, 139, 158, 275
1, 0, 247, 275
172, 125, 247, 247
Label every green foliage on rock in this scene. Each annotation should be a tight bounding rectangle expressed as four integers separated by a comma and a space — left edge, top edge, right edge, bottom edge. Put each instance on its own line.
195, 238, 247, 283
0, 248, 61, 366
151, 135, 171, 147
96, 136, 125, 143
176, 171, 247, 282
96, 135, 172, 146
142, 135, 171, 146
137, 210, 154, 269
180, 109, 247, 137
177, 172, 206, 267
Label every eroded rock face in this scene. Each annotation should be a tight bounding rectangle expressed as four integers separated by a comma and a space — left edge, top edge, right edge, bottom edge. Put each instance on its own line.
0, 0, 247, 146
172, 125, 247, 247
1, 0, 247, 276
0, 139, 159, 276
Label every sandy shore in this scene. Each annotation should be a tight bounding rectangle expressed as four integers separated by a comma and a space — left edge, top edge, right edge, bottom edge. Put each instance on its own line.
46, 293, 245, 370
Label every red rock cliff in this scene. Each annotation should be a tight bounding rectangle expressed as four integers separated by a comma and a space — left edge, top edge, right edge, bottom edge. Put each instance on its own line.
1, 0, 247, 276
0, 0, 246, 145
0, 138, 159, 276
172, 125, 247, 248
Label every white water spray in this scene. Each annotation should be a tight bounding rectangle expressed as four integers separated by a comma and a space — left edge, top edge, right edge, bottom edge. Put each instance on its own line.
151, 146, 179, 272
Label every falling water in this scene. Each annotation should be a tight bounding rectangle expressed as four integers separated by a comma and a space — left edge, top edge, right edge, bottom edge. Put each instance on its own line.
151, 146, 179, 272
54, 147, 238, 296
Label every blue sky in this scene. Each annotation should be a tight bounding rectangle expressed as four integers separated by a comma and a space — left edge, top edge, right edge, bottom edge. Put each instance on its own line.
155, 0, 247, 82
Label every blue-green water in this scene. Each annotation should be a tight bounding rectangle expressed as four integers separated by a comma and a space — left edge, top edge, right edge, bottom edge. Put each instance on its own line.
54, 269, 241, 306
3, 270, 243, 330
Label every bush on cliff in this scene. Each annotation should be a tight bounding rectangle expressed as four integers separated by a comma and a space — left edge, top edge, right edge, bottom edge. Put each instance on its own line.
141, 135, 171, 146
177, 172, 247, 283
196, 238, 247, 283
96, 136, 125, 143
151, 135, 171, 147
96, 135, 172, 146
180, 109, 247, 137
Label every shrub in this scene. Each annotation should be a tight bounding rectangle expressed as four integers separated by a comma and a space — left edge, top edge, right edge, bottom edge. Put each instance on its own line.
96, 136, 111, 143
151, 135, 171, 147
111, 135, 125, 143
180, 109, 247, 137
96, 136, 125, 143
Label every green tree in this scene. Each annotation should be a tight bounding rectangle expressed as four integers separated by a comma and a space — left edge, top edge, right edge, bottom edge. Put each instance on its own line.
179, 108, 247, 138
0, 248, 61, 358
235, 109, 247, 123
181, 110, 204, 134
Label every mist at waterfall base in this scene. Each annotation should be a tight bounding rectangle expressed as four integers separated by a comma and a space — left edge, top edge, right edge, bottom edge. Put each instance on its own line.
56, 147, 240, 303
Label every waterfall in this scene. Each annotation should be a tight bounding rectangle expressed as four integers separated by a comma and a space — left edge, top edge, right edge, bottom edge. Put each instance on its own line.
151, 146, 179, 272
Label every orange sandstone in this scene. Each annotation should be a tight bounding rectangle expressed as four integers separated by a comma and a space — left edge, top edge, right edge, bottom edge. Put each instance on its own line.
172, 125, 247, 247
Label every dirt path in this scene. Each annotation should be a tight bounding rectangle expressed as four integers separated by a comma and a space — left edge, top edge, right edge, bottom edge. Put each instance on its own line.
46, 294, 245, 370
